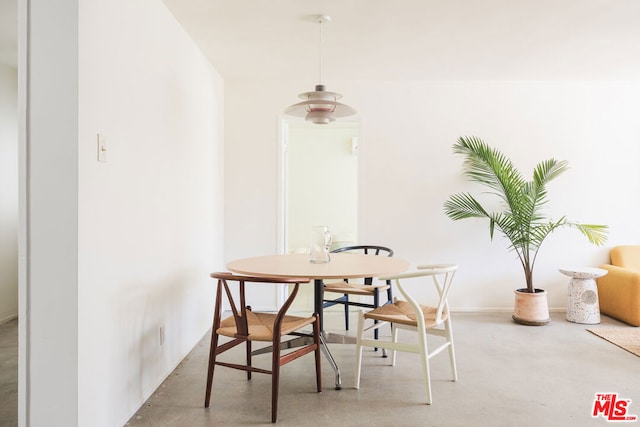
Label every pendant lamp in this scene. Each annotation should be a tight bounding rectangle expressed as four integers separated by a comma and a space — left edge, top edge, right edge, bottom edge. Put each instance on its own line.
284, 15, 356, 124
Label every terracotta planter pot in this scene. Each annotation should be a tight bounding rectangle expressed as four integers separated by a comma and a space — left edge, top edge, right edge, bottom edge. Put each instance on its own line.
512, 288, 550, 326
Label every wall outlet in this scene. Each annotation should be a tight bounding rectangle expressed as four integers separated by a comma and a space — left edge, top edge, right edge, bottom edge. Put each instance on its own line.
159, 326, 165, 346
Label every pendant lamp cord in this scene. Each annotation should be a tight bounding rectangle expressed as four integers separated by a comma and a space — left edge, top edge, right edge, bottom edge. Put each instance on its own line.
318, 17, 323, 86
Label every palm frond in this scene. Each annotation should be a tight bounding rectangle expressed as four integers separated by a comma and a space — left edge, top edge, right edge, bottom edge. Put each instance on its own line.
443, 193, 489, 220
533, 159, 570, 186
527, 217, 567, 249
571, 223, 609, 246
453, 136, 525, 209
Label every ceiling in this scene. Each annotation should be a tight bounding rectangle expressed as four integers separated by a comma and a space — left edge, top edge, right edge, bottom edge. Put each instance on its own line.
161, 0, 640, 81
1, 0, 640, 80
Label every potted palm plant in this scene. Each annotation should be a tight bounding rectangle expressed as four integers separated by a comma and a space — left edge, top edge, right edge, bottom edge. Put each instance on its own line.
444, 136, 608, 325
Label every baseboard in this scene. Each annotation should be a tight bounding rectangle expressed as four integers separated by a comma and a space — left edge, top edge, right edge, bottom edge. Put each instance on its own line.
291, 307, 568, 315
449, 307, 566, 313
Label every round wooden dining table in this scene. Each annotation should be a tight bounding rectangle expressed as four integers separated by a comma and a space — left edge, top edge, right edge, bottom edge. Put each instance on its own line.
226, 253, 410, 389
227, 253, 410, 325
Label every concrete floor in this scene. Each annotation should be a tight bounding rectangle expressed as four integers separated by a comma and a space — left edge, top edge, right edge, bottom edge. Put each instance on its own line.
0, 318, 18, 427
125, 311, 639, 427
2, 312, 639, 426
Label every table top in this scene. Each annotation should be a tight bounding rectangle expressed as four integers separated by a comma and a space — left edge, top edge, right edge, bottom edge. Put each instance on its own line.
559, 267, 608, 279
227, 253, 410, 280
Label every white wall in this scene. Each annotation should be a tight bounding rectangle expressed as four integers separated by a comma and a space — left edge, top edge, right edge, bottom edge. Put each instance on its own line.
21, 1, 224, 426
76, 1, 224, 425
225, 79, 640, 312
0, 63, 17, 323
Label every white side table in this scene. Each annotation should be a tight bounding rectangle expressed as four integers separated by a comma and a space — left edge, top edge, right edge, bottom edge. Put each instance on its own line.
559, 267, 608, 324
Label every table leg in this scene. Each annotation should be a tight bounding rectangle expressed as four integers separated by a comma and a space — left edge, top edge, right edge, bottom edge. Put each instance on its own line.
314, 279, 343, 389
253, 279, 342, 389
315, 278, 356, 343
320, 333, 342, 390
314, 279, 325, 331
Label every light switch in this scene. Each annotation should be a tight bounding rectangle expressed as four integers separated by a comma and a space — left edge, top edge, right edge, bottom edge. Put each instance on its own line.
97, 133, 107, 162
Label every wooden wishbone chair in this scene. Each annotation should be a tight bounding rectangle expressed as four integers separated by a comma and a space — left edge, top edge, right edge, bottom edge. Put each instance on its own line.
204, 272, 322, 423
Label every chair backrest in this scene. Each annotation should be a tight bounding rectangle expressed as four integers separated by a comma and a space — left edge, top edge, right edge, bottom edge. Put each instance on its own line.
209, 272, 311, 340
379, 264, 458, 327
610, 246, 640, 271
330, 245, 393, 285
331, 245, 394, 257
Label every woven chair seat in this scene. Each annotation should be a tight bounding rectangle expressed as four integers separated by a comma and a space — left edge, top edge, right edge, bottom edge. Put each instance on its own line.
324, 280, 391, 296
218, 310, 316, 341
364, 300, 447, 328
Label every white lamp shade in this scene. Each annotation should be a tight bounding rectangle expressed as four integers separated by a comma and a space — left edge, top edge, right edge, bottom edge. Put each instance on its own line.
284, 86, 357, 124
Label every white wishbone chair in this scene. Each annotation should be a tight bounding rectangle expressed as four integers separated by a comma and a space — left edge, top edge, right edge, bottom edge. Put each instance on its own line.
354, 264, 458, 404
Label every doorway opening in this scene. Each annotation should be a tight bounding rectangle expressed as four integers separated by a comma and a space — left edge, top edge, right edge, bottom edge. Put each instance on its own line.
278, 119, 360, 310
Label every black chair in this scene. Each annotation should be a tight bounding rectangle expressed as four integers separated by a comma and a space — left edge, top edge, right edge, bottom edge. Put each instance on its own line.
204, 272, 322, 423
322, 245, 394, 343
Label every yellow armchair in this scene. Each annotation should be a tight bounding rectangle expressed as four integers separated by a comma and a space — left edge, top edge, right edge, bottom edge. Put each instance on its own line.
597, 245, 640, 326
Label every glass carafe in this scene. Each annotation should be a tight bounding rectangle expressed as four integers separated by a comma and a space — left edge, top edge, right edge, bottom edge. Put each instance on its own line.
309, 226, 332, 263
